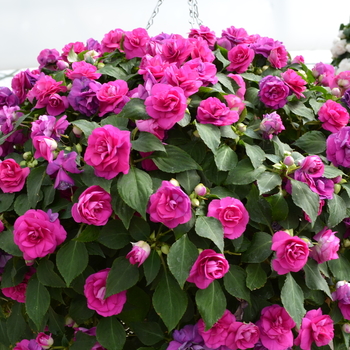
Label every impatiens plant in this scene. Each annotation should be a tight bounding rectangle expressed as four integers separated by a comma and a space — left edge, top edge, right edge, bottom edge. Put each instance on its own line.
2, 22, 350, 350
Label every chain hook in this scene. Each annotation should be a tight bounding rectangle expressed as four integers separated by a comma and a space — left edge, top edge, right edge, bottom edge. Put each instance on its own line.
146, 0, 164, 30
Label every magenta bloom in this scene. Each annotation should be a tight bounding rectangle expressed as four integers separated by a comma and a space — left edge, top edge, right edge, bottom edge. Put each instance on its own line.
228, 73, 246, 99
61, 41, 86, 61
2, 271, 32, 303
332, 281, 350, 320
37, 48, 60, 70
32, 136, 57, 162
187, 249, 229, 289
123, 28, 150, 59
101, 28, 125, 53
312, 62, 335, 87
84, 268, 127, 317
72, 185, 113, 226
196, 97, 239, 126
11, 69, 40, 104
281, 69, 307, 99
268, 44, 288, 69
184, 58, 218, 86
126, 241, 151, 267
298, 155, 324, 177
257, 305, 295, 350
197, 309, 235, 349
136, 119, 165, 140
0, 158, 30, 193
190, 37, 215, 63
0, 87, 19, 108
36, 333, 54, 349
310, 228, 340, 264
31, 114, 69, 140
66, 61, 102, 80
13, 209, 67, 260
46, 151, 82, 190
147, 181, 192, 229
258, 75, 289, 109
160, 36, 194, 65
271, 231, 309, 275
225, 322, 260, 350
294, 309, 334, 350
95, 80, 130, 116
326, 126, 350, 167
259, 112, 285, 140
227, 44, 255, 73
188, 25, 217, 48
218, 26, 255, 50
13, 339, 41, 350
207, 197, 249, 239
145, 83, 187, 130
84, 125, 131, 179
318, 99, 350, 133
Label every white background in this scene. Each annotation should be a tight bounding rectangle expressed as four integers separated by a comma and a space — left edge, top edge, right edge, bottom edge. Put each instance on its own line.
1, 0, 350, 70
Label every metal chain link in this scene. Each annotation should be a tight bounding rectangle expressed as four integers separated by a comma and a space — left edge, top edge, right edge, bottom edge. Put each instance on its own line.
146, 0, 164, 30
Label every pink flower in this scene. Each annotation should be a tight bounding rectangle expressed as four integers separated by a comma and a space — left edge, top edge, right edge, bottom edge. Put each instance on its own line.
188, 25, 217, 48
257, 305, 295, 350
258, 75, 289, 109
326, 126, 350, 168
207, 197, 249, 240
136, 119, 165, 140
298, 155, 324, 177
31, 114, 70, 140
197, 309, 235, 348
84, 268, 127, 317
84, 125, 131, 180
13, 209, 67, 260
189, 37, 215, 63
32, 136, 57, 162
196, 97, 239, 126
72, 185, 113, 226
294, 309, 334, 350
126, 241, 151, 266
227, 44, 255, 73
145, 84, 187, 130
271, 231, 309, 275
13, 340, 31, 350
259, 112, 285, 140
225, 322, 260, 350
312, 63, 335, 87
66, 61, 102, 80
147, 181, 192, 229
36, 333, 54, 349
268, 44, 288, 69
310, 228, 340, 264
292, 55, 305, 64
187, 249, 229, 289
61, 41, 86, 61
2, 271, 33, 303
183, 58, 218, 86
228, 74, 246, 99
333, 281, 350, 320
37, 48, 60, 70
101, 28, 125, 53
0, 159, 30, 193
160, 36, 194, 65
95, 80, 130, 116
123, 28, 150, 59
282, 69, 307, 99
318, 99, 350, 133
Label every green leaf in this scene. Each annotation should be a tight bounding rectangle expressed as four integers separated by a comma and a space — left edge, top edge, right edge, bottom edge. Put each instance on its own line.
323, 165, 344, 179
293, 131, 326, 154
290, 179, 319, 224
129, 216, 150, 241
281, 273, 306, 327
48, 307, 65, 335
13, 193, 30, 216
240, 72, 262, 82
56, 241, 88, 287
245, 144, 266, 169
241, 232, 272, 263
6, 303, 27, 345
69, 296, 95, 324
97, 65, 127, 79
214, 144, 238, 171
143, 250, 161, 286
328, 254, 350, 281
176, 170, 201, 194
304, 260, 332, 298
257, 172, 282, 195
106, 257, 139, 297
177, 111, 191, 127
96, 316, 126, 350
0, 230, 22, 256
195, 121, 221, 154
118, 98, 151, 120
327, 194, 347, 228
81, 165, 112, 192
101, 114, 129, 129
168, 234, 199, 288
225, 158, 266, 185
214, 48, 230, 67
196, 280, 226, 330
265, 192, 289, 221
289, 101, 315, 122
111, 185, 134, 229
245, 87, 259, 106
0, 319, 10, 347
195, 216, 224, 253
117, 167, 153, 219
153, 272, 188, 332
70, 331, 97, 350
224, 265, 251, 303
1, 258, 27, 288
132, 132, 166, 153
71, 120, 100, 138
216, 72, 236, 94
0, 193, 15, 212
246, 185, 271, 226
74, 225, 100, 242
246, 264, 267, 290
98, 220, 130, 250
25, 276, 50, 329
153, 144, 201, 173
37, 259, 66, 288
130, 322, 164, 346
26, 166, 47, 208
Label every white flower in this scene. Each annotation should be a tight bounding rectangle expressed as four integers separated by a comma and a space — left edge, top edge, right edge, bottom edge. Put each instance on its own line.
339, 30, 346, 39
337, 58, 350, 73
331, 38, 347, 57
346, 44, 350, 53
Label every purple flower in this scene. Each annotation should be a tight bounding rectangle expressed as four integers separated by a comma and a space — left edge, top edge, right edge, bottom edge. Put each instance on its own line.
86, 38, 101, 52
46, 151, 82, 190
0, 106, 23, 134
37, 48, 60, 70
250, 37, 279, 57
0, 87, 19, 108
259, 112, 285, 140
31, 115, 69, 140
67, 77, 100, 116
326, 126, 350, 168
332, 281, 350, 320
342, 88, 350, 108
258, 76, 289, 109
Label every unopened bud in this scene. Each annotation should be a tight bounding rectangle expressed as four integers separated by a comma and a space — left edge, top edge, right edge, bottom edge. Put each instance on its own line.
72, 125, 83, 137
23, 151, 32, 160
36, 332, 54, 349
344, 239, 350, 248
193, 130, 200, 138
237, 123, 246, 133
161, 244, 170, 255
331, 87, 341, 97
75, 143, 83, 153
343, 324, 350, 334
194, 183, 207, 197
191, 198, 200, 207
169, 178, 180, 187
283, 156, 294, 167
334, 183, 342, 194
19, 161, 27, 167
97, 62, 105, 69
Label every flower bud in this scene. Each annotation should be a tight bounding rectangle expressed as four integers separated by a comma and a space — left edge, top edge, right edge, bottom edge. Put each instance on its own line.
25, 259, 35, 266
283, 156, 294, 167
161, 244, 170, 255
23, 151, 32, 160
35, 332, 54, 349
72, 125, 83, 137
19, 161, 27, 167
169, 178, 180, 187
57, 60, 69, 70
193, 130, 200, 138
344, 239, 350, 248
191, 198, 200, 207
237, 123, 246, 133
75, 143, 83, 153
331, 87, 341, 97
97, 62, 105, 69
334, 183, 342, 194
343, 324, 350, 334
194, 183, 207, 197
126, 241, 151, 267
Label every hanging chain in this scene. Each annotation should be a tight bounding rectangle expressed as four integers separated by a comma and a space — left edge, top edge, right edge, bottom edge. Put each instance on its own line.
146, 0, 164, 30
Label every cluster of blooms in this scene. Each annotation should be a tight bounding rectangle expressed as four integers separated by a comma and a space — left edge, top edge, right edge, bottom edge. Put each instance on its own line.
331, 22, 350, 71
2, 21, 350, 350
